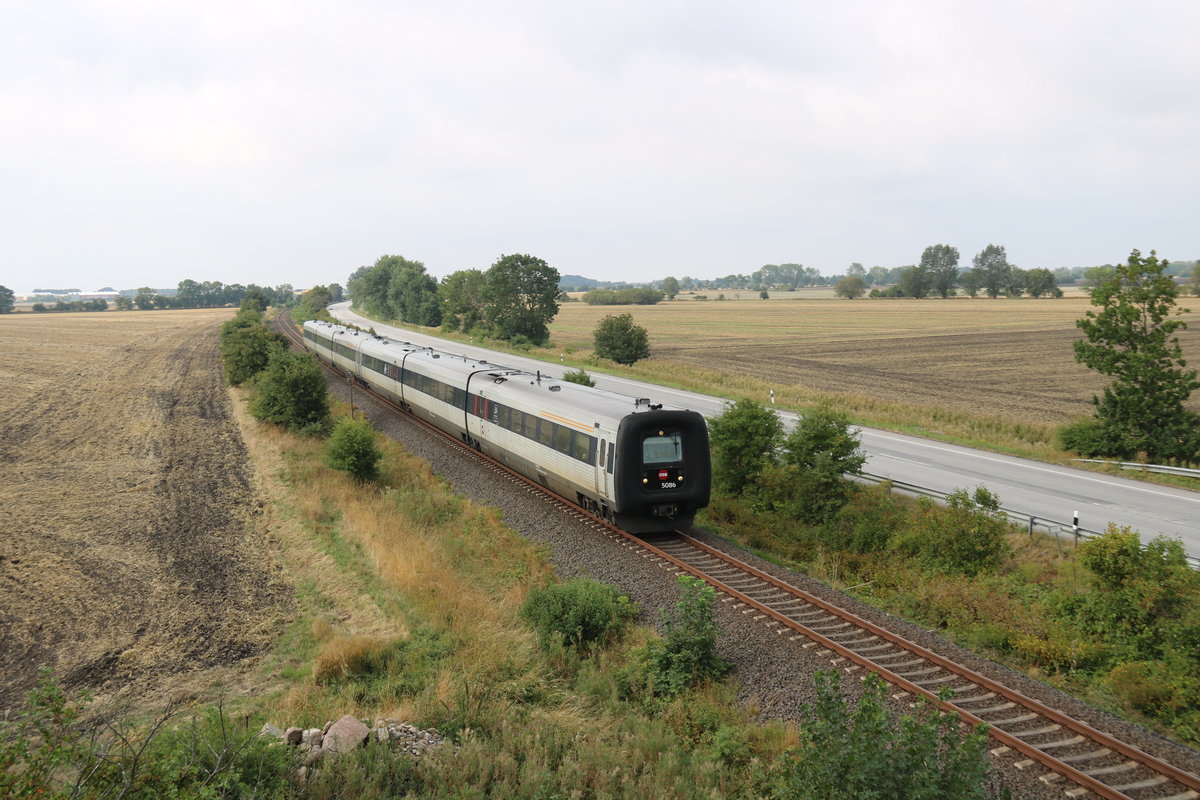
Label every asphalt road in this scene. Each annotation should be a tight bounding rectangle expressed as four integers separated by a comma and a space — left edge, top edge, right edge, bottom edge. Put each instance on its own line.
328, 303, 1200, 559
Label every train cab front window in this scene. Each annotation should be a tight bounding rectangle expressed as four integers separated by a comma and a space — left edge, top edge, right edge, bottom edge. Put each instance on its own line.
643, 433, 682, 465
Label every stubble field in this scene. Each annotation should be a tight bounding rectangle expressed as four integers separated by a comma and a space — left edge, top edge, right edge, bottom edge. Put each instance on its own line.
552, 296, 1200, 426
0, 309, 293, 713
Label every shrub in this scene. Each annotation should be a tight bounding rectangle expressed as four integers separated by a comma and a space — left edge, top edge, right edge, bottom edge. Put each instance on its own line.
892, 488, 1010, 576
776, 671, 990, 800
561, 368, 596, 387
645, 576, 727, 696
220, 319, 286, 385
707, 398, 784, 495
1058, 417, 1122, 457
325, 415, 383, 481
250, 349, 331, 432
520, 578, 637, 650
593, 313, 650, 365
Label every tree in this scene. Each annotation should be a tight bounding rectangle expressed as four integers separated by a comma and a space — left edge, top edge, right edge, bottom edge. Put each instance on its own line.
834, 275, 866, 299
847, 262, 866, 277
707, 399, 783, 494
439, 268, 487, 332
1192, 263, 1200, 295
325, 416, 383, 481
134, 287, 156, 310
240, 289, 269, 313
1024, 268, 1062, 298
0, 285, 13, 313
483, 253, 560, 344
250, 349, 331, 432
974, 244, 1011, 298
114, 295, 133, 311
897, 265, 931, 299
594, 313, 650, 365
958, 269, 983, 298
388, 260, 442, 326
921, 244, 960, 298
1072, 249, 1200, 462
660, 276, 680, 299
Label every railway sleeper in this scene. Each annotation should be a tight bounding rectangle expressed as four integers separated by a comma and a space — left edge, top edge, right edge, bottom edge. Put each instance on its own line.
893, 665, 941, 678
1041, 738, 1089, 753
1081, 761, 1137, 778
965, 701, 1014, 715
991, 713, 1039, 727
952, 691, 997, 705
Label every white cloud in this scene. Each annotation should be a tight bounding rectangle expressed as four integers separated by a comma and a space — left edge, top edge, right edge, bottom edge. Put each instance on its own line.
1, 0, 1198, 293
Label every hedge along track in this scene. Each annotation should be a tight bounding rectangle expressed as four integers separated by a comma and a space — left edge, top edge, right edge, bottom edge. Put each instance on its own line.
278, 315, 1199, 800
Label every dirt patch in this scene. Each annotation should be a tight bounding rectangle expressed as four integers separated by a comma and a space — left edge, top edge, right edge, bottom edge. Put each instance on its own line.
0, 310, 294, 713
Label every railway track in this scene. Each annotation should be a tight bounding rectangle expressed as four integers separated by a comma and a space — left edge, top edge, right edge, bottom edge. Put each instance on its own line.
277, 313, 1200, 800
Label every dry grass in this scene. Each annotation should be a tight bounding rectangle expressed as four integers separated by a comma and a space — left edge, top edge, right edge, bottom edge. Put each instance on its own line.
231, 396, 554, 724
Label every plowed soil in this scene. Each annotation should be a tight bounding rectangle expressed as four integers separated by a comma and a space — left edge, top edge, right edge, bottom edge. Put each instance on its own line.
0, 310, 293, 713
552, 298, 1200, 424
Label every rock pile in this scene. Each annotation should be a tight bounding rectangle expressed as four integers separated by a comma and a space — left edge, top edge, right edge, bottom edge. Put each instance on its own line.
260, 714, 446, 782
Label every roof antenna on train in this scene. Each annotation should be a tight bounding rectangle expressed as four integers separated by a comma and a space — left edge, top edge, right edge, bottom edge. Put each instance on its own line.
536, 370, 542, 384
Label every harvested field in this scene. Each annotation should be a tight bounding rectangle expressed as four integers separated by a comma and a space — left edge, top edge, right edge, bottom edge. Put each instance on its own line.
552, 297, 1200, 425
0, 310, 293, 714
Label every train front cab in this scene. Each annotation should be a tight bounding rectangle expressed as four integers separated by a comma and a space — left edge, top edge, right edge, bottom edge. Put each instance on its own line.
611, 410, 710, 533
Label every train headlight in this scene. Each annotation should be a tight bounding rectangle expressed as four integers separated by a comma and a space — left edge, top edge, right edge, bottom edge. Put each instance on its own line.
642, 478, 649, 484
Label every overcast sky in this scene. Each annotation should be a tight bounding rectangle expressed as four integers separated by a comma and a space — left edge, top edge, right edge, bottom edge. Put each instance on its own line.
2, 1, 1198, 294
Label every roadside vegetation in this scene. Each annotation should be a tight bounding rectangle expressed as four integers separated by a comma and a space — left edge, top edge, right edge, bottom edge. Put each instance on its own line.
701, 399, 1200, 746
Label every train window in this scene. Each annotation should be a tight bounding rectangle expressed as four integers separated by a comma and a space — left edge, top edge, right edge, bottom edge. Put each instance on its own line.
524, 413, 538, 440
598, 440, 606, 467
554, 425, 571, 454
572, 431, 590, 462
540, 420, 555, 448
643, 433, 683, 464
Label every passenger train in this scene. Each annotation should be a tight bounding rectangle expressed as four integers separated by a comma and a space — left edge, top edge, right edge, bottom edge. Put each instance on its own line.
302, 320, 711, 533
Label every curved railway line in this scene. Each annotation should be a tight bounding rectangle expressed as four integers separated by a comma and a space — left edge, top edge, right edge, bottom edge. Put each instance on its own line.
278, 313, 1200, 800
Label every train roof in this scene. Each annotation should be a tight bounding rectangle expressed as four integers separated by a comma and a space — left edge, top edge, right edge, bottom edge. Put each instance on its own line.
303, 319, 694, 421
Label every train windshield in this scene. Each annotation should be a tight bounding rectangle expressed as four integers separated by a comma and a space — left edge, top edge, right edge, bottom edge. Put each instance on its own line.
643, 433, 683, 465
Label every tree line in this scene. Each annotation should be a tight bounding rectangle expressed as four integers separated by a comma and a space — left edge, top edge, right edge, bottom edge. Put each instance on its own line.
347, 253, 560, 346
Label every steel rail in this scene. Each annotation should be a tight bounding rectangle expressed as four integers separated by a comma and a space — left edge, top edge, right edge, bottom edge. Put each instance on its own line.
642, 533, 1200, 800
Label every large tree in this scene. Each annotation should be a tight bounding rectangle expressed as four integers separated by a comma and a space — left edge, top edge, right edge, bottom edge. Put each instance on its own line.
0, 284, 14, 313
483, 253, 560, 344
387, 260, 441, 326
439, 268, 487, 331
897, 265, 931, 299
1072, 249, 1200, 462
973, 244, 1011, 299
921, 244, 960, 298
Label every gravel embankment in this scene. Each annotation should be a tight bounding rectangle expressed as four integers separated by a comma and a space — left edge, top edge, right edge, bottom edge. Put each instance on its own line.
326, 376, 1200, 800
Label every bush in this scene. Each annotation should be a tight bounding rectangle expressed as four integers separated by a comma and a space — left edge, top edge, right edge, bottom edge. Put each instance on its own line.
593, 313, 650, 365
1058, 417, 1123, 457
520, 578, 638, 650
643, 576, 727, 697
325, 415, 383, 481
250, 349, 330, 432
892, 488, 1010, 576
707, 398, 784, 495
561, 368, 596, 387
220, 319, 286, 385
776, 671, 990, 800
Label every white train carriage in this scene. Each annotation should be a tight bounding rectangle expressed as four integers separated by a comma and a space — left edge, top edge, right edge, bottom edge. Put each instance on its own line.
302, 320, 710, 532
